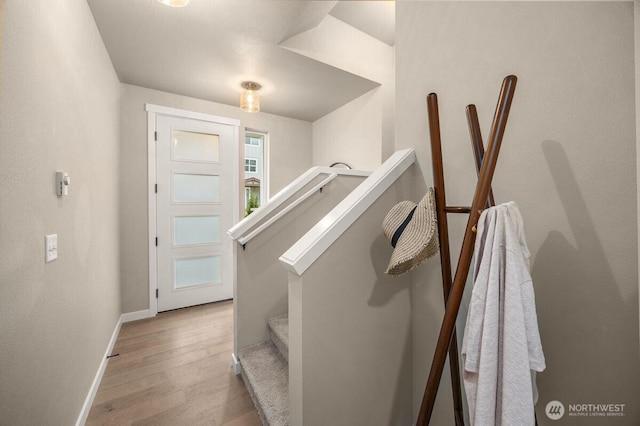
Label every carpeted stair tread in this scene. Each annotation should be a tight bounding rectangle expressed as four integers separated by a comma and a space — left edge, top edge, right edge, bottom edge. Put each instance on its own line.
238, 341, 289, 426
268, 314, 289, 362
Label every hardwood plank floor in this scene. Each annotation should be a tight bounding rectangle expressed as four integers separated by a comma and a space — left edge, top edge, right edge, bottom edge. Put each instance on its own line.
87, 300, 260, 426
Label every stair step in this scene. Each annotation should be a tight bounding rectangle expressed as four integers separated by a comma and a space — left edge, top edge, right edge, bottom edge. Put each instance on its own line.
238, 341, 289, 426
268, 314, 289, 362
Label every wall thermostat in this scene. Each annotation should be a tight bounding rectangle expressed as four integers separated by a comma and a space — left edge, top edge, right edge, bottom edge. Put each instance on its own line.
56, 172, 70, 196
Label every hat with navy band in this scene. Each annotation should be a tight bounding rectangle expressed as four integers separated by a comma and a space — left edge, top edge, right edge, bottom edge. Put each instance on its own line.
382, 188, 439, 276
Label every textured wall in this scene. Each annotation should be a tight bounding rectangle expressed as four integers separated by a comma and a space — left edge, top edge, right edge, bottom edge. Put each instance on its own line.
284, 11, 396, 170
236, 174, 366, 353
312, 88, 383, 170
395, 2, 639, 424
0, 1, 121, 424
120, 84, 313, 313
289, 172, 414, 426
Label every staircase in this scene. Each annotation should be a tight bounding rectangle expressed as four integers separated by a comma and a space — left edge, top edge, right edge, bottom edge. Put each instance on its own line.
231, 151, 416, 424
238, 315, 289, 426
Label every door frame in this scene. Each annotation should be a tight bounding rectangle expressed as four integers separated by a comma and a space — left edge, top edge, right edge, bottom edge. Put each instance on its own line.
146, 104, 240, 316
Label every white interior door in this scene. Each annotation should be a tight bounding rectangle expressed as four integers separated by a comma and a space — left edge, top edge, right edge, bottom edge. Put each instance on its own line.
156, 115, 236, 312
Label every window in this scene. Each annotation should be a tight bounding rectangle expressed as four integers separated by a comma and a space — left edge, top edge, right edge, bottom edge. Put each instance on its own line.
243, 130, 267, 214
245, 136, 261, 146
245, 158, 257, 173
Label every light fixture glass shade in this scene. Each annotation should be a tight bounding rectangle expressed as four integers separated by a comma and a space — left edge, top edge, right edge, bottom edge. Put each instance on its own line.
157, 0, 190, 7
240, 82, 261, 113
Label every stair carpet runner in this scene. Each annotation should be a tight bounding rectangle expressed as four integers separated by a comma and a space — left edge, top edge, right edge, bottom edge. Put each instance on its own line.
238, 314, 289, 426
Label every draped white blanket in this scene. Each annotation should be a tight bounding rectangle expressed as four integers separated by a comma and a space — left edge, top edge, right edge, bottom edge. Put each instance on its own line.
461, 202, 545, 426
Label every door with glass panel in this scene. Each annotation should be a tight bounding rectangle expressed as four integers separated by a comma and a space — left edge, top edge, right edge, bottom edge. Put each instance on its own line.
156, 115, 236, 312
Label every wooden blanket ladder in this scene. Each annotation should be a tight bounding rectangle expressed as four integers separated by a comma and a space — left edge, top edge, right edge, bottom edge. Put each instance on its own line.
417, 75, 518, 425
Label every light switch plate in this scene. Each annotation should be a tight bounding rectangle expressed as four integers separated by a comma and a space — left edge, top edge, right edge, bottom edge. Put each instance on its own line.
45, 234, 58, 263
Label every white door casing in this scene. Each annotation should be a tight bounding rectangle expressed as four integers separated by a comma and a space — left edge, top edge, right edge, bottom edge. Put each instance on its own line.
147, 105, 239, 313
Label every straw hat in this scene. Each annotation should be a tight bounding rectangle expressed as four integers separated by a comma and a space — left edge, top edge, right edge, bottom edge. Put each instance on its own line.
382, 188, 439, 276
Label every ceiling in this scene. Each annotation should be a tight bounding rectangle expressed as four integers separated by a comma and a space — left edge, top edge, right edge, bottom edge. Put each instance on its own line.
87, 0, 395, 122
330, 1, 395, 46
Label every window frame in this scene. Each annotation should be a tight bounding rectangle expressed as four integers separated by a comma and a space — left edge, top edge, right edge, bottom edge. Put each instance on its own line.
244, 157, 258, 173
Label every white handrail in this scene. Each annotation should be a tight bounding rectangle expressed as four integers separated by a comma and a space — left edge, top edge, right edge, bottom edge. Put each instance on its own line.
228, 166, 370, 243
237, 173, 338, 245
279, 149, 415, 276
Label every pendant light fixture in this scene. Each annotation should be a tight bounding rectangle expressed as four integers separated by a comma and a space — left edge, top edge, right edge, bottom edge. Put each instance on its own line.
157, 0, 190, 7
240, 81, 261, 113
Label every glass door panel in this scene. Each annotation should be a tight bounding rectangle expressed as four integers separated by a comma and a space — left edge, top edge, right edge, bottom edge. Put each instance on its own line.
172, 130, 220, 163
174, 256, 221, 289
173, 215, 220, 246
173, 173, 220, 203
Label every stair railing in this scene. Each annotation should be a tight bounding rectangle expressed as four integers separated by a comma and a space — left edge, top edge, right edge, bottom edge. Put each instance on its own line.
228, 167, 370, 247
279, 149, 415, 275
237, 173, 338, 246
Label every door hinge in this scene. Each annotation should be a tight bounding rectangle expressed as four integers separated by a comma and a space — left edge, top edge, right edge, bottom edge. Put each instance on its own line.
154, 131, 157, 141
156, 289, 159, 298
155, 184, 157, 193
155, 237, 158, 246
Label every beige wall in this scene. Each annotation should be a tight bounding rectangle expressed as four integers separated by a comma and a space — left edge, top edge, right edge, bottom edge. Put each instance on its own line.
636, 0, 640, 357
120, 84, 313, 313
289, 171, 414, 425
294, 12, 396, 172
312, 87, 383, 170
396, 2, 639, 424
309, 50, 396, 171
0, 1, 121, 424
310, 80, 398, 171
236, 174, 366, 353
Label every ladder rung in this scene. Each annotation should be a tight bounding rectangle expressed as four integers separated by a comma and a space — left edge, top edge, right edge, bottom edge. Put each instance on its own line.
444, 206, 472, 214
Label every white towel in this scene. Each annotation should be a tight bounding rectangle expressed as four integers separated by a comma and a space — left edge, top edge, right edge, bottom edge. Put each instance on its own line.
461, 202, 545, 426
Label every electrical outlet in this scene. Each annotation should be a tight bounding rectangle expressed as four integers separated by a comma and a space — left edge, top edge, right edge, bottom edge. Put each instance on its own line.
45, 234, 58, 263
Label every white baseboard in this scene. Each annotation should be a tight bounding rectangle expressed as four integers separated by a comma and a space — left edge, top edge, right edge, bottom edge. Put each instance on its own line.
121, 309, 154, 323
232, 352, 242, 375
75, 315, 122, 426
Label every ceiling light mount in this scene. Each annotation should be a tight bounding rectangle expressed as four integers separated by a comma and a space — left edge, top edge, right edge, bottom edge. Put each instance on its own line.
157, 0, 190, 8
241, 81, 262, 91
240, 81, 262, 113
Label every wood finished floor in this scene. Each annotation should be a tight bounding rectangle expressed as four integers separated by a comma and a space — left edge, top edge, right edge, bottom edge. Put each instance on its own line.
87, 300, 261, 426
